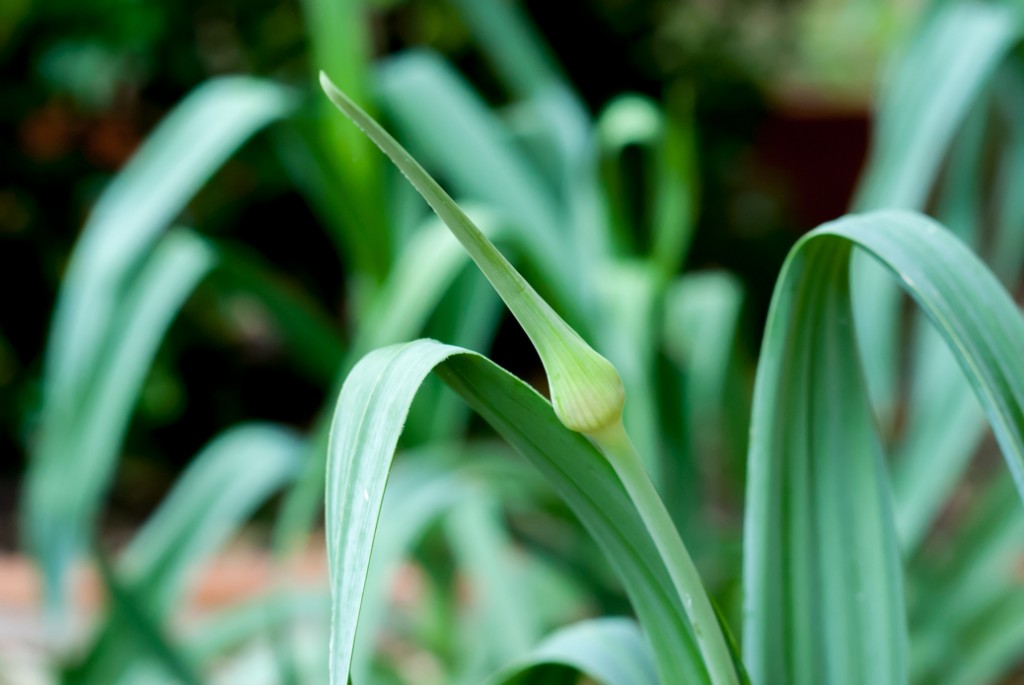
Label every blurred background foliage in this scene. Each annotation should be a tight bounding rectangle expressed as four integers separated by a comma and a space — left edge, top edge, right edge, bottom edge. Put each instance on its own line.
1, 0, 926, 536
11, 0, 1024, 683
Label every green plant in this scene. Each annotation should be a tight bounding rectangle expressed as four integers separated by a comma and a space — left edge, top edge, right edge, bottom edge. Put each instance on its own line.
21, 1, 740, 680
19, 1, 1024, 683
316, 2, 1024, 683
319, 64, 1024, 683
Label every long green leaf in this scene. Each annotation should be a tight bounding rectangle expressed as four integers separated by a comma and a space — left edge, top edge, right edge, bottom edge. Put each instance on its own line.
597, 93, 698, 275
745, 209, 1024, 684
855, 2, 1021, 211
300, 0, 389, 278
321, 73, 745, 683
270, 210, 506, 558
446, 0, 565, 99
45, 78, 295, 412
28, 76, 295, 609
910, 474, 1024, 682
350, 454, 477, 683
26, 231, 215, 611
447, 494, 543, 683
852, 2, 1021, 420
662, 271, 748, 538
321, 73, 625, 436
88, 550, 202, 685
69, 424, 303, 685
325, 339, 722, 684
992, 65, 1024, 284
373, 51, 571, 297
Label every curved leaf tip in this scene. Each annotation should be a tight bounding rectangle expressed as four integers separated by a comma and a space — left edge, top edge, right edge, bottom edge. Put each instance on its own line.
318, 70, 625, 436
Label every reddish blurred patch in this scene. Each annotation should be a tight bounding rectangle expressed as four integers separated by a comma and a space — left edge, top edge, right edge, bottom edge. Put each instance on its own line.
19, 100, 141, 169
755, 97, 871, 232
19, 103, 79, 162
0, 543, 328, 614
84, 116, 140, 169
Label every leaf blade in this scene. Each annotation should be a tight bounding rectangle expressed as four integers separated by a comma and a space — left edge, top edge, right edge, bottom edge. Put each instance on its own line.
325, 339, 715, 685
745, 208, 1024, 684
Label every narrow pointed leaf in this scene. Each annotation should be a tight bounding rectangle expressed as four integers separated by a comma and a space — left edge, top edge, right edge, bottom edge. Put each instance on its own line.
911, 474, 1024, 682
446, 0, 565, 98
26, 231, 215, 608
45, 77, 295, 411
745, 209, 1024, 684
856, 3, 1021, 211
28, 76, 295, 607
320, 75, 624, 435
447, 494, 543, 681
121, 424, 304, 607
300, 0, 389, 277
852, 3, 1021, 419
325, 339, 720, 684
86, 551, 202, 685
350, 455, 477, 683
374, 51, 570, 296
71, 423, 303, 685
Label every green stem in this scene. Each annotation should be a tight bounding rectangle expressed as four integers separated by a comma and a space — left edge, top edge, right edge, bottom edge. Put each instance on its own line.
589, 420, 739, 685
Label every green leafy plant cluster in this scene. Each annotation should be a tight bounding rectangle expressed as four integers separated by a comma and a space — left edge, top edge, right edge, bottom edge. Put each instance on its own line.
19, 1, 1024, 684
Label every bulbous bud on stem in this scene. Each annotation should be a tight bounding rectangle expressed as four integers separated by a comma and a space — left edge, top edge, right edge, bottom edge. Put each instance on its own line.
321, 71, 625, 436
